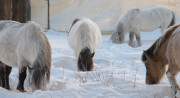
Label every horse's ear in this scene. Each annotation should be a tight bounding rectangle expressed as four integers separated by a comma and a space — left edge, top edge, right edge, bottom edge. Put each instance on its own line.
91, 52, 95, 58
143, 50, 151, 61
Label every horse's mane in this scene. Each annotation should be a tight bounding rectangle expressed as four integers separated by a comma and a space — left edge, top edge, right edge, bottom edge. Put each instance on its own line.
81, 47, 91, 57
142, 24, 180, 61
69, 19, 80, 33
78, 47, 93, 71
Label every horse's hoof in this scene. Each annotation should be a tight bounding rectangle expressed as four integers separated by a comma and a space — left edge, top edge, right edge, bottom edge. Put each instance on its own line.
18, 89, 26, 92
6, 86, 10, 90
138, 44, 142, 47
128, 43, 133, 47
17, 87, 26, 92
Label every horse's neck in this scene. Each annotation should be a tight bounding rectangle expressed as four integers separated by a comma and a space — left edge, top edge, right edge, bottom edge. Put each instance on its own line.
154, 39, 169, 65
155, 25, 180, 64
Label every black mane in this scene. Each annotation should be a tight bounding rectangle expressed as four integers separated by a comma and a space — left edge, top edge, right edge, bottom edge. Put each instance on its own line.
78, 47, 94, 71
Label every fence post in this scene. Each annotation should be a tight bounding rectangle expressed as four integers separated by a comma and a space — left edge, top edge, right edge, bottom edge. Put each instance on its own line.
47, 0, 50, 30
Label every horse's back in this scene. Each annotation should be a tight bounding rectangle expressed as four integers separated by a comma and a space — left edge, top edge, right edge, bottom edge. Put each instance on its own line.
68, 18, 102, 56
0, 21, 45, 67
16, 22, 43, 65
0, 20, 24, 33
0, 21, 25, 67
167, 25, 180, 65
139, 7, 172, 21
126, 7, 173, 32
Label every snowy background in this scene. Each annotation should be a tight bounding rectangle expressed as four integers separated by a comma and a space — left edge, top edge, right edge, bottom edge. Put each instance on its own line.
1, 0, 180, 98
50, 0, 180, 32
0, 29, 179, 98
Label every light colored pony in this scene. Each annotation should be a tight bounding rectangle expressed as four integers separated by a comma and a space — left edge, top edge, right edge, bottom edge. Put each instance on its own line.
142, 24, 180, 97
111, 7, 175, 47
68, 17, 102, 71
0, 20, 51, 92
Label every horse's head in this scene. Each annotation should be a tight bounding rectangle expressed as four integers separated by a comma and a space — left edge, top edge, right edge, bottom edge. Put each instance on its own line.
111, 23, 125, 44
78, 47, 95, 71
142, 51, 166, 84
28, 65, 50, 91
110, 31, 122, 44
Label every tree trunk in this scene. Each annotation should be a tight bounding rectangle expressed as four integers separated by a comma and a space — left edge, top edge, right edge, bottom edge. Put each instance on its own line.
12, 0, 31, 23
0, 0, 12, 20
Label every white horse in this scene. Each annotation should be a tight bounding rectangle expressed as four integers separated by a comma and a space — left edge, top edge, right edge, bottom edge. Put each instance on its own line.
68, 18, 102, 71
111, 7, 175, 47
0, 20, 51, 92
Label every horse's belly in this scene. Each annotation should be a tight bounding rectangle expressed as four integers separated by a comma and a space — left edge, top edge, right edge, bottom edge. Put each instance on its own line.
0, 38, 18, 67
140, 25, 159, 32
0, 48, 18, 67
137, 16, 161, 32
0, 56, 18, 67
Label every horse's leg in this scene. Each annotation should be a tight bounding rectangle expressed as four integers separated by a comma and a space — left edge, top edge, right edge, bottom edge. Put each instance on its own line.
5, 65, 12, 90
129, 32, 134, 47
135, 33, 142, 46
166, 64, 180, 95
17, 67, 27, 92
0, 61, 6, 88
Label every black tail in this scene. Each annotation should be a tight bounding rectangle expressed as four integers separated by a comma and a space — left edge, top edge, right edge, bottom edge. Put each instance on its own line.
168, 11, 176, 27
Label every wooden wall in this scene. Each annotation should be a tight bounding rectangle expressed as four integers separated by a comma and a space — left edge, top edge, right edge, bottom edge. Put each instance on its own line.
0, 0, 31, 23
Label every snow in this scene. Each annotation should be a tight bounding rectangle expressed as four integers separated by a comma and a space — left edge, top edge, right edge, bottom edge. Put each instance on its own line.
1, 29, 179, 98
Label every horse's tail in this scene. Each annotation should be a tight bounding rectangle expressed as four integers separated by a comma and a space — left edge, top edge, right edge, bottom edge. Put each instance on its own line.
168, 11, 176, 27
29, 22, 52, 91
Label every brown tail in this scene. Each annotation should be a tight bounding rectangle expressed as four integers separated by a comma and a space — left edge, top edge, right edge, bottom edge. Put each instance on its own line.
69, 19, 80, 33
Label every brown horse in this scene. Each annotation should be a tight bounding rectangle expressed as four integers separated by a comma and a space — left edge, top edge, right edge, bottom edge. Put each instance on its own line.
142, 24, 180, 95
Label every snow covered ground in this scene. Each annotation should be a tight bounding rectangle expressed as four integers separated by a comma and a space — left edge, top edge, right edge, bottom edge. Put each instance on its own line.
0, 29, 179, 98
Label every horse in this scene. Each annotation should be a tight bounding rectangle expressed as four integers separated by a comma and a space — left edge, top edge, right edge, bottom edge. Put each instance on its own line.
68, 17, 102, 71
142, 24, 180, 96
0, 20, 52, 92
111, 7, 175, 47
